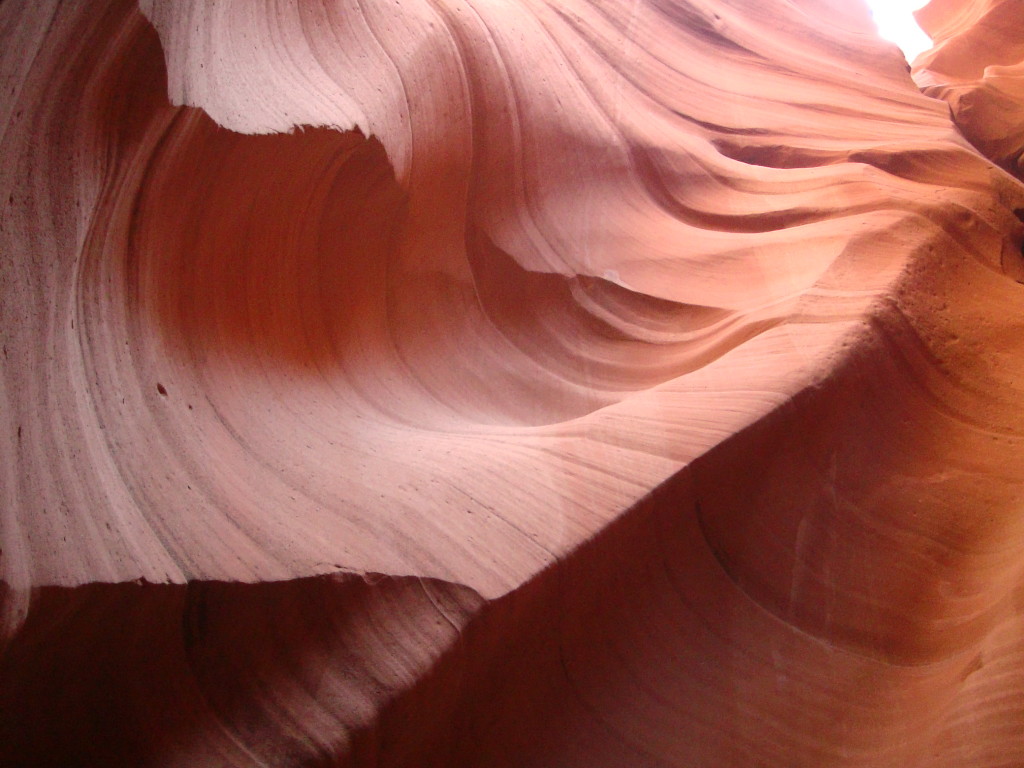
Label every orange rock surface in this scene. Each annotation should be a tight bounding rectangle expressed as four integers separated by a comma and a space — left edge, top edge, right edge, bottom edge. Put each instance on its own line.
914, 0, 1024, 179
2, 0, 1024, 765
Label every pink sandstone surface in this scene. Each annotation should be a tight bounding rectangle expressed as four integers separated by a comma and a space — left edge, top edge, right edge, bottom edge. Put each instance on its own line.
914, 0, 1024, 180
2, 0, 1024, 765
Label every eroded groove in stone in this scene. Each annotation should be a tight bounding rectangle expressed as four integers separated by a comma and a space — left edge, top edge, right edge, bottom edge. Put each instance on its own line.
3, 0, 1024, 765
914, 0, 1024, 181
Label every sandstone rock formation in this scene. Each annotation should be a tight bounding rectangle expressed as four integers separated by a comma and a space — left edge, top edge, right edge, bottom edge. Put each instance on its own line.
914, 0, 1024, 180
2, 0, 1024, 765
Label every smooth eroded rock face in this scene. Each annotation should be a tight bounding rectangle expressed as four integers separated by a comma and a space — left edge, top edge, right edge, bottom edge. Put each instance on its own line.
914, 0, 1024, 179
2, 0, 1024, 765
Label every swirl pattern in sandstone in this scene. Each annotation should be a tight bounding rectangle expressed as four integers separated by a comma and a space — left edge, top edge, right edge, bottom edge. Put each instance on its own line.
914, 0, 1024, 179
3, 0, 1024, 765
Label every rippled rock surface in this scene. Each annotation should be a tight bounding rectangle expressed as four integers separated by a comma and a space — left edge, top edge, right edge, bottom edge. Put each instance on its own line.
3, 0, 1024, 765
914, 0, 1024, 180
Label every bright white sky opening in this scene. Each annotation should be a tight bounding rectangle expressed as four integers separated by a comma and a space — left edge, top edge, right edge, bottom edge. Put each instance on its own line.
863, 0, 934, 61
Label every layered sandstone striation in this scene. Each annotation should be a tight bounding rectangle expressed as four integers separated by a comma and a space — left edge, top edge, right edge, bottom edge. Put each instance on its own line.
3, 0, 1024, 765
914, 0, 1024, 180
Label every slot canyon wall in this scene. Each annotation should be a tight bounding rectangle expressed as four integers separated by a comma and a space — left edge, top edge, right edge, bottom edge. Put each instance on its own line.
2, 0, 1024, 765
915, 0, 1024, 180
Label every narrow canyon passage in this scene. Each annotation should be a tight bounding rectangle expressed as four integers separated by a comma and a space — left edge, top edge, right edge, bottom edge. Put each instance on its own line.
3, 0, 1024, 765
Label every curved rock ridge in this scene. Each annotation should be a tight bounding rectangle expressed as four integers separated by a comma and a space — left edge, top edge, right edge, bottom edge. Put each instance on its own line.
914, 0, 1024, 179
0, 0, 998, 595
3, 0, 1024, 764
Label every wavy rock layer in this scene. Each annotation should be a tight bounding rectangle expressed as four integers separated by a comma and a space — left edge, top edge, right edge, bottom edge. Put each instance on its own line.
914, 0, 1024, 179
3, 0, 1024, 765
